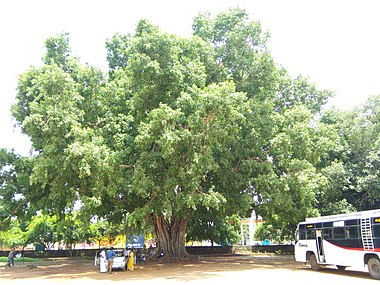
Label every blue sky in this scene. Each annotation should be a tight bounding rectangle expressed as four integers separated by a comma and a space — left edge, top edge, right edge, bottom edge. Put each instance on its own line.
1, 0, 380, 155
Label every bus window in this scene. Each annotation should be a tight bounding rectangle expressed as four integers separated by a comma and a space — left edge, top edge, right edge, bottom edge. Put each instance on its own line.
333, 227, 345, 239
346, 226, 359, 239
298, 229, 306, 240
346, 219, 358, 226
306, 230, 316, 240
323, 228, 332, 239
299, 229, 316, 240
373, 224, 380, 237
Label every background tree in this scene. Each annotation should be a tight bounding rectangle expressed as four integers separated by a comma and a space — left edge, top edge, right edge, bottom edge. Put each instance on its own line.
55, 212, 94, 250
25, 214, 58, 250
186, 210, 241, 247
254, 222, 294, 244
0, 149, 43, 244
252, 105, 340, 238
192, 8, 336, 240
0, 148, 19, 231
320, 95, 380, 211
0, 219, 26, 249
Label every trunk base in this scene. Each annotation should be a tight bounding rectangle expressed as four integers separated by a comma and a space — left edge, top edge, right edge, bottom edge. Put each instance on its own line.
148, 250, 196, 263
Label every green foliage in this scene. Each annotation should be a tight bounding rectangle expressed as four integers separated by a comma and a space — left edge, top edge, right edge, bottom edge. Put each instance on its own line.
0, 149, 42, 235
254, 222, 292, 244
320, 95, 380, 211
132, 82, 248, 220
193, 8, 277, 99
55, 212, 97, 249
0, 220, 27, 248
187, 210, 241, 246
275, 70, 333, 114
26, 214, 58, 250
43, 32, 72, 68
0, 148, 18, 231
7, 8, 347, 251
253, 105, 339, 238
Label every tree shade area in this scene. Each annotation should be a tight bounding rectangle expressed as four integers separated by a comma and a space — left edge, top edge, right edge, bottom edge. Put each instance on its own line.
1, 8, 380, 260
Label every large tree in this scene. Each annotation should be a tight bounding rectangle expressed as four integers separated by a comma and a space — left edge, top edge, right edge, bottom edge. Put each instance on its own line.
11, 8, 335, 257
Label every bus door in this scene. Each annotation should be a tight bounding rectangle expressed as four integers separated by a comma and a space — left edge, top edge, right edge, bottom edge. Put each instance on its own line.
315, 230, 325, 263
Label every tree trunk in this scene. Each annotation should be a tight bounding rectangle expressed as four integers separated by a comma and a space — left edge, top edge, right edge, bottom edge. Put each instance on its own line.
153, 214, 192, 262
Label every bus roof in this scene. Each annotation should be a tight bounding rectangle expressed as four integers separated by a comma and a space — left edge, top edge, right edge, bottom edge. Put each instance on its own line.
302, 209, 380, 223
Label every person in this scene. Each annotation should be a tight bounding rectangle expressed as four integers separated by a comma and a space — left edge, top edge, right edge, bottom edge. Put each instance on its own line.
127, 249, 134, 271
7, 248, 15, 267
123, 247, 129, 257
147, 246, 155, 259
148, 245, 154, 255
106, 247, 117, 274
99, 248, 107, 273
137, 249, 147, 264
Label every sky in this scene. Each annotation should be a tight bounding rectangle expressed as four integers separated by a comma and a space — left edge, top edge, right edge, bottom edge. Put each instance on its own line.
1, 0, 380, 156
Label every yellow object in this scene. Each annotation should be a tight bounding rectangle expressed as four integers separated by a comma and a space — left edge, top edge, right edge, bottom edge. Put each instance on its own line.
127, 251, 134, 271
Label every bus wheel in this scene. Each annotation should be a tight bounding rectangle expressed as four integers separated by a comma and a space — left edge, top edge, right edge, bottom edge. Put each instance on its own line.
368, 258, 380, 280
309, 254, 321, 271
336, 265, 346, 271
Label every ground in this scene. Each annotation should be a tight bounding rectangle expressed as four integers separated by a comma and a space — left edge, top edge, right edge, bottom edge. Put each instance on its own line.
0, 254, 378, 284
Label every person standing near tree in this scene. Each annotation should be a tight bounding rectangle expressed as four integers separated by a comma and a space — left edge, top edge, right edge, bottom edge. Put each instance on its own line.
106, 247, 116, 274
7, 248, 15, 267
99, 248, 107, 273
127, 249, 134, 271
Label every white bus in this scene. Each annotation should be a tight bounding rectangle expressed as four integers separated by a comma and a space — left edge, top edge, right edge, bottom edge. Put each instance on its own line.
294, 209, 380, 279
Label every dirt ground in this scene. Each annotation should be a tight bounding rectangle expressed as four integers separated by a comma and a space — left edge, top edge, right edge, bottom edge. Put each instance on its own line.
0, 254, 378, 285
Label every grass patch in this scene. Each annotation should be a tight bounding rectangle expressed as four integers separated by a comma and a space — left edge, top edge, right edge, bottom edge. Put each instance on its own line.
0, 256, 41, 263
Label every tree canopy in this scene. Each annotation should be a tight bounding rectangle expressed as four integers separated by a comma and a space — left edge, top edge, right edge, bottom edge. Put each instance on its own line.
2, 7, 379, 256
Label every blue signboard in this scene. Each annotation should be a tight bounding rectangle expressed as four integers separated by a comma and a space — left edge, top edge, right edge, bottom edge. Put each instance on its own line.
126, 235, 144, 249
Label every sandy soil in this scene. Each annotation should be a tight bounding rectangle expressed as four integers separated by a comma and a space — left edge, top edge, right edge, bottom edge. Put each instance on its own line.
0, 254, 378, 284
